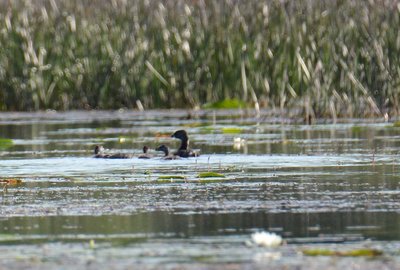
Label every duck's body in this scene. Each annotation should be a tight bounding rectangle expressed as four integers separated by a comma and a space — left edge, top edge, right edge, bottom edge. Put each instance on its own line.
138, 146, 152, 159
171, 130, 200, 158
93, 145, 131, 159
155, 144, 179, 160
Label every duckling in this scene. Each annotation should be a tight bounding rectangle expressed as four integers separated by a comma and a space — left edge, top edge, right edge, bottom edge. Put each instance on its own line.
93, 145, 131, 159
138, 145, 152, 159
155, 144, 179, 160
171, 130, 200, 157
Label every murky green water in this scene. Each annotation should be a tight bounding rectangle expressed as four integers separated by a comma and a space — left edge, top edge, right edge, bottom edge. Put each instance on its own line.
1, 110, 400, 269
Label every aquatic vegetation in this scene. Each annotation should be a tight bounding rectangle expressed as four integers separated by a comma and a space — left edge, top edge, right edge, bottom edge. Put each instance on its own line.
157, 175, 186, 180
0, 1, 398, 117
203, 99, 246, 110
221, 127, 243, 134
302, 248, 383, 257
197, 172, 225, 178
0, 138, 13, 150
351, 126, 364, 133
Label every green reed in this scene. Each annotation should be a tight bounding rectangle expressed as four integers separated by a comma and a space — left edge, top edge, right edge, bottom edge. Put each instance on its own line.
0, 0, 399, 117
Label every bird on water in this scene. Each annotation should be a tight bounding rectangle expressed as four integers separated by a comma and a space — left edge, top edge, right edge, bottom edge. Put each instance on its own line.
155, 144, 179, 160
138, 145, 152, 159
171, 130, 200, 158
93, 145, 131, 159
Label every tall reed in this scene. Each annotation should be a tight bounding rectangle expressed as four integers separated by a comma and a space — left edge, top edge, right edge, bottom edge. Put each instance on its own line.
0, 0, 399, 117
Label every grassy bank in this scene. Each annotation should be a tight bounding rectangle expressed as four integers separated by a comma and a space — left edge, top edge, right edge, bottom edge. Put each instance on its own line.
0, 0, 399, 117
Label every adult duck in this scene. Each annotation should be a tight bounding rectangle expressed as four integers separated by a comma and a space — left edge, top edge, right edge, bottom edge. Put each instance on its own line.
93, 145, 131, 159
171, 130, 200, 157
155, 144, 179, 160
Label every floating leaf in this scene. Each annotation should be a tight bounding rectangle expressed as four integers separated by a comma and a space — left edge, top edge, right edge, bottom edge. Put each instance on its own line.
0, 138, 13, 150
198, 172, 225, 178
158, 175, 186, 180
222, 127, 243, 134
302, 248, 383, 257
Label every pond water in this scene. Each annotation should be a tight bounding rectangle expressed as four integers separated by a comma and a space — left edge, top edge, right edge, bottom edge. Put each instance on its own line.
0, 110, 400, 269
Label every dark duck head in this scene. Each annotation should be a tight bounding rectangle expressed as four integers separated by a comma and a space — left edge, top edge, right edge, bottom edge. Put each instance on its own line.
155, 144, 169, 156
171, 130, 199, 158
156, 144, 179, 160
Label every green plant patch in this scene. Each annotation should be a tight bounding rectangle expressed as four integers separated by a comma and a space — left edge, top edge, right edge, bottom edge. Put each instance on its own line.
393, 121, 400, 128
221, 127, 243, 134
351, 126, 363, 133
200, 127, 217, 134
302, 248, 383, 257
203, 98, 247, 109
157, 175, 186, 180
198, 172, 225, 178
0, 138, 13, 150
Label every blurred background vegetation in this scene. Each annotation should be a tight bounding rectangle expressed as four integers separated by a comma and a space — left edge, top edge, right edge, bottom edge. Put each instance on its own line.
0, 0, 399, 117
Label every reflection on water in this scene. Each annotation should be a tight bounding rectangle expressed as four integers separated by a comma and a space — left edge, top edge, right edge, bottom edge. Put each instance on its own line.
0, 110, 400, 267
0, 211, 399, 242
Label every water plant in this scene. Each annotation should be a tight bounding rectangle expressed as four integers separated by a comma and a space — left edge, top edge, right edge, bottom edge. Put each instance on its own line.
198, 172, 225, 178
0, 0, 399, 117
302, 248, 383, 257
0, 138, 13, 150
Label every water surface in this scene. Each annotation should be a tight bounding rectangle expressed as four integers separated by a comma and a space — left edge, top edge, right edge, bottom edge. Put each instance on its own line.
0, 110, 399, 269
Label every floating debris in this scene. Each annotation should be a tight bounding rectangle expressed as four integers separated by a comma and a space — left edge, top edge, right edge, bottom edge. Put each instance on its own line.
1, 178, 23, 192
0, 178, 22, 185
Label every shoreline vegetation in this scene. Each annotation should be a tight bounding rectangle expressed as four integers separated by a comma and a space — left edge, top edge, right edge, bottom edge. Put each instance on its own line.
0, 0, 399, 118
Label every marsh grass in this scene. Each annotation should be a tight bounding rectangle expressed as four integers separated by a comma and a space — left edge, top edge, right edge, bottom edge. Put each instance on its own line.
0, 0, 399, 117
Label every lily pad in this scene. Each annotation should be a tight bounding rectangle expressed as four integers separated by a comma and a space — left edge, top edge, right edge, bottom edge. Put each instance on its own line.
0, 138, 13, 150
198, 172, 225, 178
221, 127, 243, 134
157, 175, 186, 180
302, 248, 383, 257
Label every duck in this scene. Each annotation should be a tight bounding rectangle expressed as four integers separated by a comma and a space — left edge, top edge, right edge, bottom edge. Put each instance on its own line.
155, 144, 179, 160
138, 146, 152, 159
171, 130, 200, 157
93, 145, 131, 159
